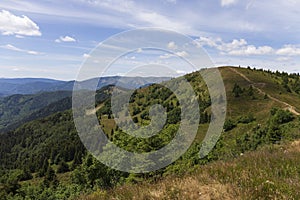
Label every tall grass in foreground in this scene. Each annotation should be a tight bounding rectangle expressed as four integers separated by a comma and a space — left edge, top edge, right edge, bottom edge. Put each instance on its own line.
78, 141, 300, 200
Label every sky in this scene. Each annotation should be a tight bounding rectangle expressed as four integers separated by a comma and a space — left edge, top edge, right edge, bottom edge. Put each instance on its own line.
0, 0, 300, 80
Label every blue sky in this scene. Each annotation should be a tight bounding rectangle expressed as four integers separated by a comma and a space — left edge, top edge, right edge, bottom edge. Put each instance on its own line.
0, 0, 300, 80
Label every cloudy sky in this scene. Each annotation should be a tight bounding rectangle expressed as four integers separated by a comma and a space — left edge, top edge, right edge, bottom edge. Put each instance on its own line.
0, 0, 300, 80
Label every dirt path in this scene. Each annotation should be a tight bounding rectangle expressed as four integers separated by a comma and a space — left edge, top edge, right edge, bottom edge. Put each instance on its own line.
85, 104, 103, 115
229, 67, 300, 116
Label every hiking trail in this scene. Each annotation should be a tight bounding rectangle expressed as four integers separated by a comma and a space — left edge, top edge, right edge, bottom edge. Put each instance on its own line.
229, 67, 300, 116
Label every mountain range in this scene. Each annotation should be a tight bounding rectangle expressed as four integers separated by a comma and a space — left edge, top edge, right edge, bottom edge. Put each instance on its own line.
0, 76, 171, 97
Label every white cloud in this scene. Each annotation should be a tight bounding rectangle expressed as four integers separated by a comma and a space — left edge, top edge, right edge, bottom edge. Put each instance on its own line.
228, 45, 274, 56
207, 42, 299, 57
195, 37, 274, 56
221, 0, 238, 7
2, 44, 21, 51
55, 36, 76, 43
159, 53, 173, 59
0, 10, 41, 36
159, 51, 188, 59
167, 41, 178, 50
276, 45, 300, 56
26, 50, 40, 55
0, 44, 41, 55
83, 53, 91, 58
175, 51, 188, 57
194, 36, 221, 48
217, 39, 248, 52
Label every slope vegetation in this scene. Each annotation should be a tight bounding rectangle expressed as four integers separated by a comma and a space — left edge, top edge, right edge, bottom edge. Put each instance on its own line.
1, 66, 300, 199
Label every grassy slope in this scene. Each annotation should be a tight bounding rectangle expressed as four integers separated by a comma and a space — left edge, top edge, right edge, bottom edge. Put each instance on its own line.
82, 140, 300, 200
74, 66, 300, 150
79, 66, 300, 199
220, 67, 296, 120
236, 67, 300, 112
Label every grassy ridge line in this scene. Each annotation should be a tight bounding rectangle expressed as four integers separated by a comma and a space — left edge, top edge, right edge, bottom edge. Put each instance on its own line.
229, 67, 300, 115
231, 67, 300, 113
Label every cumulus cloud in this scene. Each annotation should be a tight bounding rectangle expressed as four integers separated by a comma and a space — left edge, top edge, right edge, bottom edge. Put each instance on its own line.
276, 45, 300, 56
227, 45, 274, 56
195, 37, 274, 56
196, 36, 300, 60
0, 44, 41, 55
194, 36, 222, 48
55, 36, 76, 43
221, 39, 247, 51
167, 41, 178, 50
221, 0, 238, 7
0, 10, 41, 36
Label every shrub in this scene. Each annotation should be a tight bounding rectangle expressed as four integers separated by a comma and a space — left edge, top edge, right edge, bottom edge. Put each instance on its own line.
223, 119, 236, 132
271, 109, 294, 124
57, 161, 69, 173
238, 114, 255, 124
232, 83, 243, 97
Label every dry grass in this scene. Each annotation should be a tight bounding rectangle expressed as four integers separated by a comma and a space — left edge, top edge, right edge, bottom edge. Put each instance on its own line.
78, 140, 300, 200
290, 140, 300, 152
79, 176, 235, 200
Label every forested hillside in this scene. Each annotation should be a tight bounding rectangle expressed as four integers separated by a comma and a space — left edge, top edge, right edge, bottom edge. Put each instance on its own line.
0, 91, 72, 133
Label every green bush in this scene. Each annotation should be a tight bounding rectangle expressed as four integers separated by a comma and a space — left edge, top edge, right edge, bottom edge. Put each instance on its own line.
238, 114, 255, 124
57, 161, 69, 173
223, 119, 236, 132
272, 109, 294, 124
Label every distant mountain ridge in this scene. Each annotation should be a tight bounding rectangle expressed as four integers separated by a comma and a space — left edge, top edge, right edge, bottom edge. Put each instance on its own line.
0, 78, 67, 97
0, 78, 63, 84
0, 77, 171, 97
